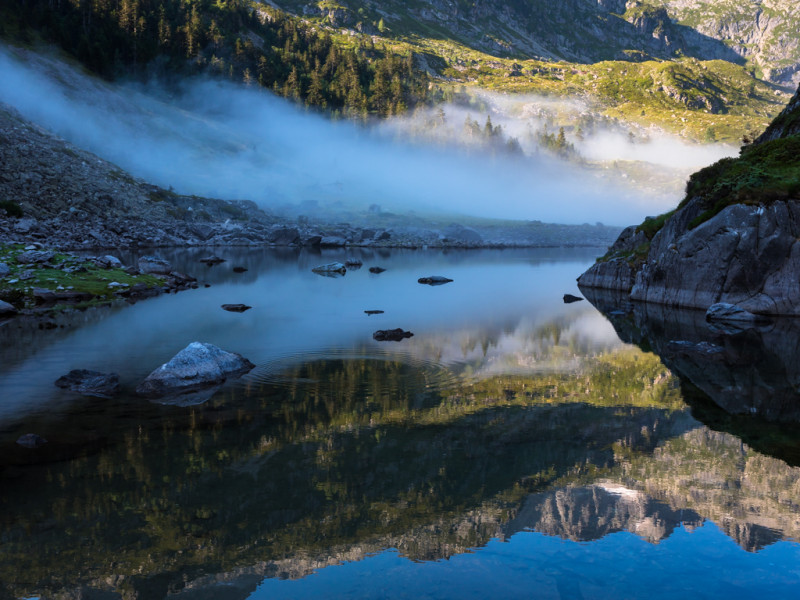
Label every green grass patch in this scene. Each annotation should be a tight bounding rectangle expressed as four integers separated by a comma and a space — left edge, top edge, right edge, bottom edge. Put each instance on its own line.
680, 135, 800, 229
0, 244, 163, 310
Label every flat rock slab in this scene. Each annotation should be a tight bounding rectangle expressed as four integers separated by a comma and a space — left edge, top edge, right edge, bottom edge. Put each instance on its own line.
369, 267, 386, 274
55, 369, 121, 398
136, 342, 255, 398
16, 250, 54, 264
418, 276, 453, 285
221, 304, 252, 312
365, 310, 384, 315
706, 302, 770, 323
373, 328, 414, 342
232, 266, 248, 273
200, 255, 226, 265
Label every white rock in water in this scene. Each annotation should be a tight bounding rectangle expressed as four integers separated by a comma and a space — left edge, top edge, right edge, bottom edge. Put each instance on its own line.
136, 342, 254, 397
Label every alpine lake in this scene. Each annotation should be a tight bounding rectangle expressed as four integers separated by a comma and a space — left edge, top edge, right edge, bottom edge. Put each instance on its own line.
2, 246, 800, 600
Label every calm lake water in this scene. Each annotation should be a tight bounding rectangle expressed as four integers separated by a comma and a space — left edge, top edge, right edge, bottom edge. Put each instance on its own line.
1, 247, 800, 599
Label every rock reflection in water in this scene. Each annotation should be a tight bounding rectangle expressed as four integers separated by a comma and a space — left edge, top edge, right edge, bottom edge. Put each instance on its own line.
581, 286, 800, 464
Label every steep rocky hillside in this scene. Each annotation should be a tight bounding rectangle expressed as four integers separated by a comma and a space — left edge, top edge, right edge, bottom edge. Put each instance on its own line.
274, 0, 800, 85
577, 83, 800, 315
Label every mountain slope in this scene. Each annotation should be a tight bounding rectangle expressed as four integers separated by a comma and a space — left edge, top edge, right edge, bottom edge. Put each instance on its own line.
272, 0, 800, 85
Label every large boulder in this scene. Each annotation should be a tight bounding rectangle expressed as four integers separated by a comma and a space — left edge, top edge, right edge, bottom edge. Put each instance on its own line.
55, 369, 120, 398
0, 300, 17, 316
136, 342, 255, 398
441, 223, 483, 245
138, 255, 172, 275
269, 227, 301, 245
94, 255, 123, 269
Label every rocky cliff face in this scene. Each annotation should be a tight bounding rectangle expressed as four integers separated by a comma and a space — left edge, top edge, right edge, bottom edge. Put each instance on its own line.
659, 0, 800, 86
578, 84, 800, 315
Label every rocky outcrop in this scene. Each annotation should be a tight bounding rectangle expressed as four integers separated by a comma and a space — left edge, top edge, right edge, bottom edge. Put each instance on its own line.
581, 197, 800, 315
579, 84, 800, 316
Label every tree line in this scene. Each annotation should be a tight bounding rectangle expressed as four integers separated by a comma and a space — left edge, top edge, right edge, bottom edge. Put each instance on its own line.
1, 0, 429, 117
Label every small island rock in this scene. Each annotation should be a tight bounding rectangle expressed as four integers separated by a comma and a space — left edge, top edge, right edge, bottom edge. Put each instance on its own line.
312, 262, 347, 274
55, 369, 121, 398
563, 294, 584, 304
418, 276, 453, 285
373, 328, 414, 341
221, 304, 252, 312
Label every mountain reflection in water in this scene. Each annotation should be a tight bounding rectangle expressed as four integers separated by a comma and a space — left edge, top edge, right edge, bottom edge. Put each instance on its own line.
1, 248, 799, 599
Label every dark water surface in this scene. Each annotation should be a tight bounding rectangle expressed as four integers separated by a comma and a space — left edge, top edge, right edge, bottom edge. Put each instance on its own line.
1, 248, 799, 599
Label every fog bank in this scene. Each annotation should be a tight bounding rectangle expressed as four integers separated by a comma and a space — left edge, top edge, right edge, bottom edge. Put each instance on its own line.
0, 45, 733, 225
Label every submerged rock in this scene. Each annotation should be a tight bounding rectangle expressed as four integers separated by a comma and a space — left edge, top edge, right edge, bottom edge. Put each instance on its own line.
418, 276, 453, 285
365, 310, 384, 315
55, 369, 121, 398
705, 303, 769, 324
232, 266, 248, 273
563, 294, 584, 303
373, 328, 414, 341
369, 266, 386, 274
136, 342, 255, 398
345, 258, 363, 268
312, 262, 346, 274
199, 255, 226, 265
221, 304, 252, 312
16, 433, 47, 448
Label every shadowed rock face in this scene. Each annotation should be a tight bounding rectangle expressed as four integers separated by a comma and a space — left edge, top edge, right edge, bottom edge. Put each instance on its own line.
578, 197, 800, 315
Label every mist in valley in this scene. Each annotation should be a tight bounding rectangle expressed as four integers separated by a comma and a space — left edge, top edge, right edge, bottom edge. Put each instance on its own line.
0, 45, 737, 225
